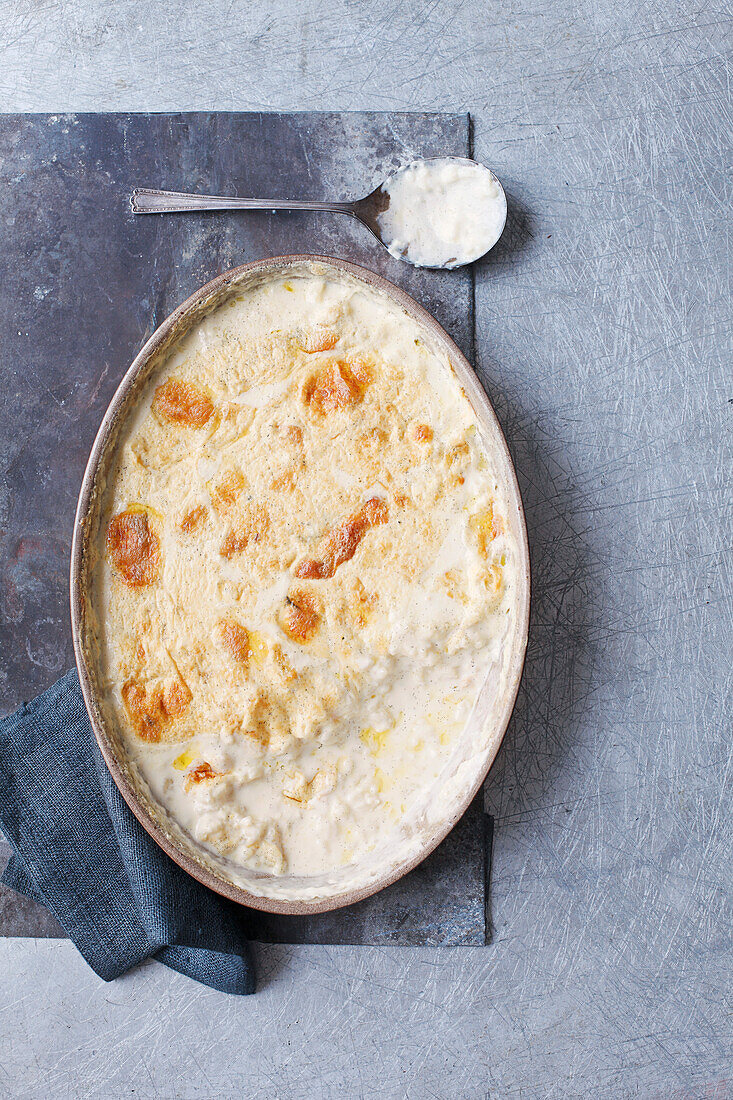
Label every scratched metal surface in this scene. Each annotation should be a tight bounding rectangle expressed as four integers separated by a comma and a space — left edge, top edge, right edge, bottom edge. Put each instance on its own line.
0, 110, 491, 947
0, 1, 731, 1097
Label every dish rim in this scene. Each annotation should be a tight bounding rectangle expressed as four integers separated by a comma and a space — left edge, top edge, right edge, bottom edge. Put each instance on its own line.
70, 253, 531, 916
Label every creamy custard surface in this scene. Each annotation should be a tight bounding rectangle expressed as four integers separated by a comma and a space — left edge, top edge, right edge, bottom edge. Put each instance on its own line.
89, 267, 518, 888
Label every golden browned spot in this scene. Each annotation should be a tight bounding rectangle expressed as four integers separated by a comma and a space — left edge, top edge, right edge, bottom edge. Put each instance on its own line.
220, 528, 242, 554
470, 502, 504, 558
298, 326, 339, 353
303, 357, 372, 416
280, 588, 321, 643
295, 497, 389, 580
184, 762, 221, 791
446, 440, 470, 467
303, 363, 355, 414
107, 510, 161, 587
270, 470, 293, 492
121, 677, 191, 742
220, 502, 270, 558
153, 378, 213, 428
413, 424, 433, 443
210, 469, 246, 515
217, 619, 251, 664
122, 681, 164, 742
162, 680, 193, 718
179, 504, 208, 533
221, 529, 246, 559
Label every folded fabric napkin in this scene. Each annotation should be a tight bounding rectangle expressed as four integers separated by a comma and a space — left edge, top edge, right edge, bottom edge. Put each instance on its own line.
0, 669, 255, 994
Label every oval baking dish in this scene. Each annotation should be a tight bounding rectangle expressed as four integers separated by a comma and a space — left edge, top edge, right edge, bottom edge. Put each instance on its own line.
70, 255, 530, 915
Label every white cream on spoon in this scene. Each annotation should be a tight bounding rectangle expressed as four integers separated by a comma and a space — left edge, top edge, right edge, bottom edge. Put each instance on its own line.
377, 158, 507, 269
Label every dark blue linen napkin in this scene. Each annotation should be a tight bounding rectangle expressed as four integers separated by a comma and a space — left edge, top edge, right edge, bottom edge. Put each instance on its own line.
0, 669, 255, 994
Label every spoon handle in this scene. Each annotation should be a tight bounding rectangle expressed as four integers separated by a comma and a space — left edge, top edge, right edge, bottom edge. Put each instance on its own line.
131, 188, 355, 216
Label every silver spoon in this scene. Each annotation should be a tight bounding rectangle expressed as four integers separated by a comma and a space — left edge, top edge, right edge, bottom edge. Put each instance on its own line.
130, 157, 507, 270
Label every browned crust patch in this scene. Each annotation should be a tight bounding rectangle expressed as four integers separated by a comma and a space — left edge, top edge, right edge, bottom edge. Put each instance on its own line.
107, 510, 161, 587
471, 501, 504, 558
446, 440, 469, 467
163, 681, 193, 718
413, 423, 433, 443
280, 588, 321, 643
270, 469, 297, 492
179, 504, 208, 533
294, 497, 389, 580
303, 357, 372, 416
217, 619, 251, 664
153, 378, 214, 428
184, 762, 220, 790
210, 469, 246, 515
121, 677, 192, 742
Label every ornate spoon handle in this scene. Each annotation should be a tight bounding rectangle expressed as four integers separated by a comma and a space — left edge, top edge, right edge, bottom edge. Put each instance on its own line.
130, 188, 355, 216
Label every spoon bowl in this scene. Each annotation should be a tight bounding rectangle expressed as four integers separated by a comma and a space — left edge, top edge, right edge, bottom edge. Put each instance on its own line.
362, 157, 508, 269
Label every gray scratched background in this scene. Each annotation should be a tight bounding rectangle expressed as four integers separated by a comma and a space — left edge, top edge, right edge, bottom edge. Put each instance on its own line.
0, 1, 731, 1098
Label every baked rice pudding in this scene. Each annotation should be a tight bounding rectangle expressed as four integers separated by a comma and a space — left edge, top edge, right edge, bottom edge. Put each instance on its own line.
86, 262, 522, 899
